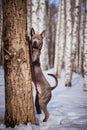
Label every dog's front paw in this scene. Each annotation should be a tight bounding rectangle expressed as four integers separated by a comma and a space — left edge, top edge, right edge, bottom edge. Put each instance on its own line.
43, 118, 46, 122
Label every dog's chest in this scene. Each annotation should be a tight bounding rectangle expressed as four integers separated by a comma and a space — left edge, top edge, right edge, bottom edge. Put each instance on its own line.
34, 66, 42, 78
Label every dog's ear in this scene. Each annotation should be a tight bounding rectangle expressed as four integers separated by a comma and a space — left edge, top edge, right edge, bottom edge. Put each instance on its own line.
40, 30, 45, 39
30, 28, 35, 36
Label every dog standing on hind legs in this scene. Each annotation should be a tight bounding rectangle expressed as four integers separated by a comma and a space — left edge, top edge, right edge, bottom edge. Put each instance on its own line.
30, 28, 58, 122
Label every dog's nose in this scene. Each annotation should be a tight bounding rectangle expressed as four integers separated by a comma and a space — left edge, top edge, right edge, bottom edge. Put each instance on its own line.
33, 41, 37, 47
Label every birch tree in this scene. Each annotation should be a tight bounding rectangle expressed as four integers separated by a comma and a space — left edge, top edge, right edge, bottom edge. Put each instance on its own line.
65, 0, 72, 86
57, 0, 65, 78
71, 0, 81, 73
83, 0, 87, 91
54, 0, 61, 77
38, 0, 49, 70
79, 1, 84, 74
31, 0, 39, 32
0, 0, 2, 65
48, 2, 57, 68
50, 23, 56, 67
27, 0, 32, 36
3, 0, 35, 127
47, 0, 51, 67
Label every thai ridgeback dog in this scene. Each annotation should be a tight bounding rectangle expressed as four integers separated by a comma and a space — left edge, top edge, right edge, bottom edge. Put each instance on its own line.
30, 28, 58, 122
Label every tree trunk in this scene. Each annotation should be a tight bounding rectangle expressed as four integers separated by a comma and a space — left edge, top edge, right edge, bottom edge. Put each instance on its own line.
31, 0, 39, 32
71, 0, 81, 73
54, 0, 62, 77
50, 23, 56, 68
57, 0, 65, 78
79, 1, 84, 74
27, 0, 32, 36
39, 0, 49, 70
0, 0, 2, 65
48, 2, 57, 68
47, 1, 51, 68
65, 0, 72, 87
3, 0, 35, 127
83, 0, 87, 91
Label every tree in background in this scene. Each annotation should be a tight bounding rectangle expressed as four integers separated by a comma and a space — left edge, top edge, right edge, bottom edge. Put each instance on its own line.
79, 0, 84, 75
57, 0, 65, 78
47, 2, 58, 68
54, 0, 65, 78
83, 0, 87, 91
3, 0, 35, 127
54, 0, 79, 85
54, 0, 61, 77
71, 0, 81, 73
0, 0, 2, 65
38, 0, 49, 70
64, 0, 72, 86
27, 0, 32, 36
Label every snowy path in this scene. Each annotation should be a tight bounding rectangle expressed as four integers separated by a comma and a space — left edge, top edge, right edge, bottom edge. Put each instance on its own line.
0, 67, 87, 130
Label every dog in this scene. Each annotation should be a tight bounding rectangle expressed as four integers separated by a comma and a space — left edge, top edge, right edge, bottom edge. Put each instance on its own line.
30, 28, 58, 122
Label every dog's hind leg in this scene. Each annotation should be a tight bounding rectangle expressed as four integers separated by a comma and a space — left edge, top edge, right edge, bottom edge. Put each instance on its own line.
39, 101, 49, 122
43, 104, 49, 122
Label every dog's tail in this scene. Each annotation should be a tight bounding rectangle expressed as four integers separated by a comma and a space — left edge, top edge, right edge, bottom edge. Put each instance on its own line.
48, 74, 58, 90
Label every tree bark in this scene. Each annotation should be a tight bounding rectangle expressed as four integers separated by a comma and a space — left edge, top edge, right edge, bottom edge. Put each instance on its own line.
83, 0, 87, 91
31, 0, 39, 32
79, 1, 84, 74
27, 0, 32, 36
54, 0, 62, 77
65, 0, 72, 87
0, 0, 2, 65
71, 0, 81, 73
57, 0, 65, 78
39, 0, 49, 70
3, 0, 35, 127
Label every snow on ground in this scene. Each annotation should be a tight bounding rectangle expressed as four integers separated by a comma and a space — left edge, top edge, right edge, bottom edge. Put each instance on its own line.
0, 66, 87, 130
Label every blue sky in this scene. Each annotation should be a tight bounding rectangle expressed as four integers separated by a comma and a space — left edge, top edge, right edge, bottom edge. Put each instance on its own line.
50, 0, 59, 5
